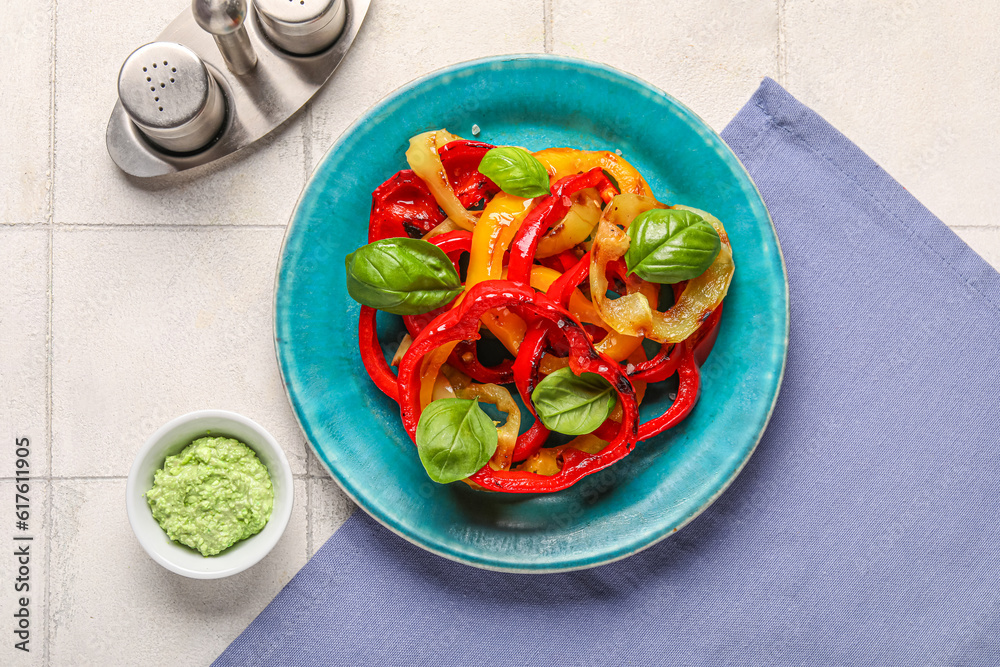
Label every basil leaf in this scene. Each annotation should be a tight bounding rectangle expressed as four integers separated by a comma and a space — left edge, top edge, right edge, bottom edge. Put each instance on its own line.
531, 367, 617, 436
345, 238, 462, 315
416, 399, 498, 484
625, 208, 722, 284
477, 147, 551, 198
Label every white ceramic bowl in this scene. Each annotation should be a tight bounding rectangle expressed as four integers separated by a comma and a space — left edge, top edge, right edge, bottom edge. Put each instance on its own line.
126, 410, 293, 579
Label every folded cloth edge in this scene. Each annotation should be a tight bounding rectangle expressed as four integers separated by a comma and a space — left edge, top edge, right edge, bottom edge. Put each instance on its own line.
729, 77, 1000, 313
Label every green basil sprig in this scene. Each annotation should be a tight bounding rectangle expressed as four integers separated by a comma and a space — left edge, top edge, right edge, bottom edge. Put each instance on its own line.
416, 399, 498, 483
531, 367, 617, 436
345, 238, 462, 315
477, 147, 551, 198
625, 208, 722, 284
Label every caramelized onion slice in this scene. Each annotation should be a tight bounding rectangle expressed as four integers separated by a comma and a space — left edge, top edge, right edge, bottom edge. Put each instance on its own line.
648, 205, 734, 343
590, 195, 734, 344
535, 188, 602, 258
442, 365, 520, 471
406, 130, 479, 231
590, 194, 663, 338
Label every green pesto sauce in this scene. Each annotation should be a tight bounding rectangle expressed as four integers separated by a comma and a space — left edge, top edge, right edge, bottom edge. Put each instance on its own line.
146, 436, 273, 557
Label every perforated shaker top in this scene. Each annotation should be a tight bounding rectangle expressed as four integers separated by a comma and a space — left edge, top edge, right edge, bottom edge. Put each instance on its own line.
254, 0, 338, 25
118, 42, 211, 130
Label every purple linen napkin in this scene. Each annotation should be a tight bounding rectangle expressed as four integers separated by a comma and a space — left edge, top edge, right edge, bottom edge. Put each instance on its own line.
216, 78, 1000, 666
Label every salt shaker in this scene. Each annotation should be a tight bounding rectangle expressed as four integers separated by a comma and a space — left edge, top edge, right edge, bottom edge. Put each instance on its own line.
117, 42, 227, 154
253, 0, 346, 55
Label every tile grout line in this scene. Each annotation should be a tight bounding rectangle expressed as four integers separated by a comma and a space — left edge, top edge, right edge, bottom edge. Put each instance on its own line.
47, 0, 56, 228
12, 219, 999, 232
776, 0, 788, 86
6, 219, 995, 233
48, 223, 289, 231
543, 0, 553, 54
44, 229, 54, 667
44, 0, 58, 662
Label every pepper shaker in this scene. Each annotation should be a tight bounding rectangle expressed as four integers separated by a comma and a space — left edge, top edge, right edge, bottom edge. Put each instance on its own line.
117, 42, 227, 154
107, 0, 372, 175
253, 0, 346, 55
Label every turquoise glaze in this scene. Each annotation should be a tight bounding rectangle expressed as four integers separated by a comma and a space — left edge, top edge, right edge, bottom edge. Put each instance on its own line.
275, 55, 789, 572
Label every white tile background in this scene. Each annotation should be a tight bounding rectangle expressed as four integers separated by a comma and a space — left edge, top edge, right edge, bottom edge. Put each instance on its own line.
0, 0, 997, 663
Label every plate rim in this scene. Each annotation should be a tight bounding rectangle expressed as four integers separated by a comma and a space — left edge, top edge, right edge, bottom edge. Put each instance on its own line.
273, 53, 790, 573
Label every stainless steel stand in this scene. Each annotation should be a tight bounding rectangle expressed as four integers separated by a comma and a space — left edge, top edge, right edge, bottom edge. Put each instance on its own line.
106, 0, 370, 177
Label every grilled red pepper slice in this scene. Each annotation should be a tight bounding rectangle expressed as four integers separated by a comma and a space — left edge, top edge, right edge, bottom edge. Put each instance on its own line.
511, 422, 550, 464
594, 304, 721, 440
510, 319, 553, 462
401, 230, 472, 338
587, 340, 701, 443
360, 232, 471, 403
552, 166, 619, 202
692, 303, 723, 365
426, 229, 473, 256
369, 170, 446, 242
547, 251, 591, 308
637, 342, 700, 440
507, 196, 573, 285
511, 320, 550, 409
628, 301, 723, 382
538, 249, 581, 274
397, 281, 639, 493
439, 140, 500, 209
507, 169, 619, 285
358, 306, 399, 403
627, 342, 683, 383
448, 340, 515, 385
401, 230, 518, 385
625, 283, 684, 382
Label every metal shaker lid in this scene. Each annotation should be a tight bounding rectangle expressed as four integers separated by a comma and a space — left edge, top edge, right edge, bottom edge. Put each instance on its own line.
117, 42, 226, 153
253, 0, 346, 54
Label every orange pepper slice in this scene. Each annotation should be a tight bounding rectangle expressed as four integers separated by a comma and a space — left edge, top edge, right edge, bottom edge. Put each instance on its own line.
534, 148, 653, 196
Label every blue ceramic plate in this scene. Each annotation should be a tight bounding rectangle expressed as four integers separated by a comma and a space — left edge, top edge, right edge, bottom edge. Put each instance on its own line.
275, 55, 788, 572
